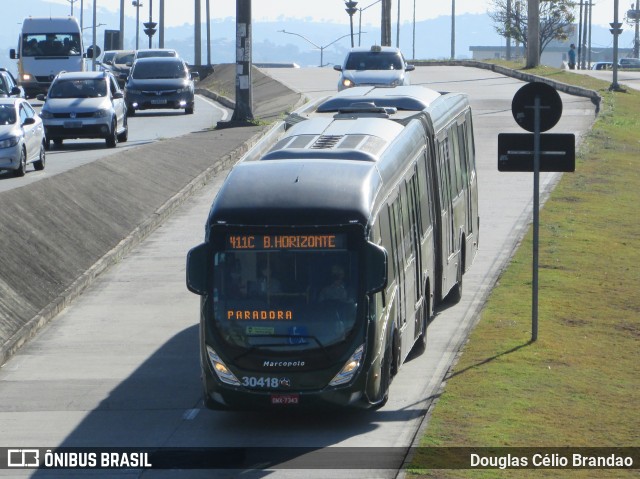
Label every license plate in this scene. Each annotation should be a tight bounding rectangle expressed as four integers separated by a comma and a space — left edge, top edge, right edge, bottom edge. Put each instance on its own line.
151, 99, 167, 105
64, 121, 82, 128
271, 394, 299, 405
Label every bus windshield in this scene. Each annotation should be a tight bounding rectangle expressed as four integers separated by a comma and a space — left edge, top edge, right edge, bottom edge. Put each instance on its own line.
211, 234, 359, 352
22, 33, 82, 57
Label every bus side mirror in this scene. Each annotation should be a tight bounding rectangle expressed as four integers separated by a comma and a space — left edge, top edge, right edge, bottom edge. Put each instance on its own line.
365, 242, 387, 294
10, 49, 18, 60
186, 243, 210, 295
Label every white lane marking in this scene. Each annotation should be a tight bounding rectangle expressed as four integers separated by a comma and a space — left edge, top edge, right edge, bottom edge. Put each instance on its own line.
183, 408, 201, 420
197, 94, 231, 121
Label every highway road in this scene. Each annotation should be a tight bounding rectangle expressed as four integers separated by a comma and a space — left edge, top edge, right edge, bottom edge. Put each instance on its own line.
0, 66, 597, 478
0, 95, 230, 193
572, 67, 640, 91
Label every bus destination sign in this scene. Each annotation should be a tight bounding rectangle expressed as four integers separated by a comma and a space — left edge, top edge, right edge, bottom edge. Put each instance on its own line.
226, 234, 346, 250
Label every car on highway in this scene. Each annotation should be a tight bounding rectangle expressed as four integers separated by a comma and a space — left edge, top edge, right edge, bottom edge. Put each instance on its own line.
591, 61, 612, 70
98, 50, 119, 67
333, 45, 415, 91
619, 57, 640, 69
124, 56, 195, 115
99, 50, 135, 87
37, 70, 128, 149
0, 98, 46, 176
132, 48, 179, 62
0, 68, 25, 98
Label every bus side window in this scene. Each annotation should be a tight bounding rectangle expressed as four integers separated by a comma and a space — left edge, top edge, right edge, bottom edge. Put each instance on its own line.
448, 126, 463, 195
437, 140, 451, 209
417, 151, 432, 236
400, 182, 413, 264
466, 110, 477, 175
457, 122, 469, 186
379, 205, 395, 284
390, 201, 403, 275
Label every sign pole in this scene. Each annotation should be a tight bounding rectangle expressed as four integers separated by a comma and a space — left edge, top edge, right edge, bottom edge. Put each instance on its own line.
532, 95, 541, 342
501, 81, 575, 342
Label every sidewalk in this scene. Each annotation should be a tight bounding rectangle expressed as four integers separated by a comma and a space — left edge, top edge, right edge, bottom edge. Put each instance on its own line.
0, 65, 304, 365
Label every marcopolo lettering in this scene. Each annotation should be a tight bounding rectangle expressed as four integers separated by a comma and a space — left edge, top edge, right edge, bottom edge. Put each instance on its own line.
263, 360, 305, 367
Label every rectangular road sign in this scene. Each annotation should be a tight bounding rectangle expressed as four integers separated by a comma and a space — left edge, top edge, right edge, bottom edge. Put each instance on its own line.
498, 133, 575, 172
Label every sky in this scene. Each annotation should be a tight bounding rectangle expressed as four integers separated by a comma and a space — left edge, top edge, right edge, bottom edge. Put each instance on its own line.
46, 0, 623, 30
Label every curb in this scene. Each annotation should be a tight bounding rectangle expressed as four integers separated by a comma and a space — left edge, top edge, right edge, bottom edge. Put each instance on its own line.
412, 60, 602, 113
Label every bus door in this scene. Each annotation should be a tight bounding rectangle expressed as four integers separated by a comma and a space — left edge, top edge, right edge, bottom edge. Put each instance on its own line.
399, 178, 418, 357
405, 171, 423, 342
389, 198, 405, 334
449, 124, 465, 244
437, 137, 456, 296
464, 111, 479, 251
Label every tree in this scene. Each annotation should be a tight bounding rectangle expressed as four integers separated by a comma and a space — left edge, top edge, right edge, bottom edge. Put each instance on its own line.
489, 0, 576, 55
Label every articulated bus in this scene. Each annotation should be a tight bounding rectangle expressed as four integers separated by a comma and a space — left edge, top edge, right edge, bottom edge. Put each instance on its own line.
186, 85, 479, 410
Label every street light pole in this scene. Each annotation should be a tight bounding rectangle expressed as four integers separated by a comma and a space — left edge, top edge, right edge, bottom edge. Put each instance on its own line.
396, 0, 400, 48
279, 30, 352, 67
133, 1, 142, 50
451, 0, 455, 59
148, 0, 153, 48
195, 0, 202, 66
119, 0, 125, 49
92, 0, 97, 71
526, 0, 540, 68
357, 0, 381, 47
345, 2, 358, 48
610, 0, 622, 91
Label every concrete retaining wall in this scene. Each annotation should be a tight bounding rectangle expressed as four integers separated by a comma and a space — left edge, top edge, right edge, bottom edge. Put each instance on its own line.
0, 65, 303, 365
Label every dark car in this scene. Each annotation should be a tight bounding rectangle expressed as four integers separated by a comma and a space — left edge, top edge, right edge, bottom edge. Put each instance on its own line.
0, 68, 25, 98
619, 58, 640, 69
124, 57, 195, 115
99, 50, 134, 87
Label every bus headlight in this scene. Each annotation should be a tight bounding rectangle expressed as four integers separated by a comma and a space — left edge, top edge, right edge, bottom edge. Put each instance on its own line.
206, 345, 241, 386
329, 344, 364, 386
21, 73, 33, 82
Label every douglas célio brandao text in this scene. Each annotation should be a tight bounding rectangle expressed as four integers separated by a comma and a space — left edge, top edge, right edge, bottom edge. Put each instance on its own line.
470, 452, 634, 469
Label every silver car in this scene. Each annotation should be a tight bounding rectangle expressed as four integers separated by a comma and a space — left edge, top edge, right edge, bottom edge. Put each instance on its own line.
0, 97, 45, 176
334, 45, 415, 91
37, 70, 128, 149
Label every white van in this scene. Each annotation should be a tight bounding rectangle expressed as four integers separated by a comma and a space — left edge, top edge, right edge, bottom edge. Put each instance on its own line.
10, 17, 85, 98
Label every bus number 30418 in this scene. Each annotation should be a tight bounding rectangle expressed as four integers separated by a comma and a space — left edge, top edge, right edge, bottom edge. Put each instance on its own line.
242, 376, 289, 389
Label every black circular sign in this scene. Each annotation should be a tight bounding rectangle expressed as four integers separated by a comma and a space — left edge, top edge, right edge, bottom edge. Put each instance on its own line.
511, 82, 563, 133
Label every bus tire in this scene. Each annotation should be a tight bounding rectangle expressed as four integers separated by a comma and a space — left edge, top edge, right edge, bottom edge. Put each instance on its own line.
415, 292, 430, 354
449, 244, 465, 303
374, 348, 392, 409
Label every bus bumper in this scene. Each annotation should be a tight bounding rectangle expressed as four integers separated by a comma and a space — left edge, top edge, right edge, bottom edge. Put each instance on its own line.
202, 368, 372, 411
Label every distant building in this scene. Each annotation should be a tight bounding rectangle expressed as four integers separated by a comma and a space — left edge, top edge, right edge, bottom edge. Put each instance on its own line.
470, 44, 634, 68
470, 24, 634, 68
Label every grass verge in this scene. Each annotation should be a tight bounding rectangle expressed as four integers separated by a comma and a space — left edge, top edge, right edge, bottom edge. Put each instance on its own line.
409, 66, 640, 478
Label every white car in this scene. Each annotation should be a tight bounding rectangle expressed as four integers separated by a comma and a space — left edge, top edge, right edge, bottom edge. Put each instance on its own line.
0, 97, 45, 176
333, 45, 415, 91
37, 70, 128, 149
